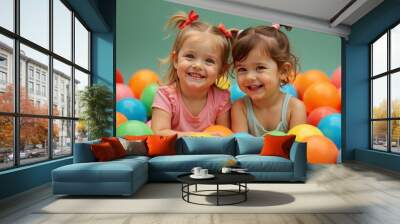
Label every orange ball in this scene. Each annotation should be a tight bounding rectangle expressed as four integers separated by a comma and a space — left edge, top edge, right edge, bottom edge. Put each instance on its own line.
303, 82, 341, 113
306, 135, 339, 164
129, 69, 160, 99
116, 112, 128, 127
204, 125, 233, 137
293, 70, 330, 99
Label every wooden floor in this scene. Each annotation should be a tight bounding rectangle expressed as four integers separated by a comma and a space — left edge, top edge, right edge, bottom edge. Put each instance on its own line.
1, 162, 400, 224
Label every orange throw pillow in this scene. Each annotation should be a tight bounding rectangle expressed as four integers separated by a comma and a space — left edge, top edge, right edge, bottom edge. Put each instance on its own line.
146, 134, 177, 157
124, 135, 149, 141
91, 142, 117, 161
260, 134, 296, 159
101, 137, 126, 158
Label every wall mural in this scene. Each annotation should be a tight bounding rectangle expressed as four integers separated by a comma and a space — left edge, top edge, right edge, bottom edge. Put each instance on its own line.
116, 0, 342, 164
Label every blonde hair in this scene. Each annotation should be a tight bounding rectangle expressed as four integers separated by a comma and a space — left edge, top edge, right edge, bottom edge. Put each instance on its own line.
162, 11, 233, 86
232, 25, 298, 85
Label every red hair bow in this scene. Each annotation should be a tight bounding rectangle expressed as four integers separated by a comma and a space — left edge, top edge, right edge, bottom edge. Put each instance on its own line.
179, 10, 199, 30
218, 23, 232, 38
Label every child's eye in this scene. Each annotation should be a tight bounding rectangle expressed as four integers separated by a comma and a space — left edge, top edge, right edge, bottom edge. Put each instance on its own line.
256, 66, 267, 71
205, 58, 215, 64
236, 67, 247, 73
185, 54, 194, 59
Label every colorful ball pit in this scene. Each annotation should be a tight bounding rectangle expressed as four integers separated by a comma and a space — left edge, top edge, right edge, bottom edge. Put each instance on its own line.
116, 69, 124, 84
303, 82, 341, 113
280, 84, 298, 98
230, 81, 245, 102
129, 69, 160, 99
288, 124, 324, 142
331, 67, 341, 89
116, 120, 153, 137
140, 84, 159, 116
293, 70, 330, 99
306, 135, 339, 164
116, 98, 147, 122
307, 106, 339, 126
116, 83, 135, 101
317, 113, 341, 148
204, 125, 233, 137
116, 112, 127, 127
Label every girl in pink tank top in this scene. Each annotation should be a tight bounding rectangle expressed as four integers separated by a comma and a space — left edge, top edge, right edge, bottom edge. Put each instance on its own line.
151, 10, 233, 137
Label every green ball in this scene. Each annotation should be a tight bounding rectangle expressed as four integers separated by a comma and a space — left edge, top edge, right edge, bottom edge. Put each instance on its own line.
265, 130, 287, 136
116, 120, 153, 137
140, 84, 159, 116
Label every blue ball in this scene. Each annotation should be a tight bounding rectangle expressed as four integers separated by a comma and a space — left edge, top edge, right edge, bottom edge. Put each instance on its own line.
230, 81, 245, 102
116, 98, 147, 122
280, 84, 298, 98
317, 113, 341, 148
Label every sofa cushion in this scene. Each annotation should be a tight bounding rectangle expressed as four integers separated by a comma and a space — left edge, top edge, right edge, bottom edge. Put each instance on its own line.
236, 155, 293, 172
235, 136, 263, 155
101, 137, 127, 158
178, 137, 235, 155
119, 138, 148, 156
148, 154, 235, 172
147, 134, 177, 156
52, 159, 146, 183
91, 142, 118, 161
73, 139, 100, 163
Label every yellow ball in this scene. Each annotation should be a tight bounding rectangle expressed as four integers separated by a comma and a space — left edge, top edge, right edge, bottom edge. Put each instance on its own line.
215, 76, 230, 90
288, 124, 324, 142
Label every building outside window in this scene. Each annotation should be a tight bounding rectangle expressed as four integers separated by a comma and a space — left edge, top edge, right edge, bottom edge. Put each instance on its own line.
0, 0, 91, 170
371, 23, 400, 154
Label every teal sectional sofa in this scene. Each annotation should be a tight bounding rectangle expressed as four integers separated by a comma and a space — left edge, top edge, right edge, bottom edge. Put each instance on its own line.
52, 136, 307, 196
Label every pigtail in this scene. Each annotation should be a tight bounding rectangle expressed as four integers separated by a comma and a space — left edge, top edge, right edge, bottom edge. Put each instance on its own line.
165, 11, 188, 30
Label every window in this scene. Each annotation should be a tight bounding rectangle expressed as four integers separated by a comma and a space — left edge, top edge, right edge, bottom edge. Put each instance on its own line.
371, 23, 400, 154
28, 81, 34, 94
28, 67, 34, 80
0, 0, 91, 170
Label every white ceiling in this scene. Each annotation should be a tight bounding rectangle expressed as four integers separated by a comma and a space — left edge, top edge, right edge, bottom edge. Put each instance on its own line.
165, 0, 384, 38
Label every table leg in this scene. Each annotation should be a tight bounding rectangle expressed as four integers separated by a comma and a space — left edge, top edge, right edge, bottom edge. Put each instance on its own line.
217, 184, 219, 206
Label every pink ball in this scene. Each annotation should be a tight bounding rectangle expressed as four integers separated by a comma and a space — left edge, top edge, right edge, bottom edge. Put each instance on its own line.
307, 106, 339, 126
331, 67, 341, 89
116, 83, 135, 101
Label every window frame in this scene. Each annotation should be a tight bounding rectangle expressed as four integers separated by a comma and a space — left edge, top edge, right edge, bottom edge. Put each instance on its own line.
370, 20, 400, 154
0, 0, 92, 171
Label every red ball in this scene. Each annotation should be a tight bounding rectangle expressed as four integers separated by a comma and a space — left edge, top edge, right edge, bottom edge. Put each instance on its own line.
116, 69, 124, 84
307, 106, 339, 126
331, 67, 341, 88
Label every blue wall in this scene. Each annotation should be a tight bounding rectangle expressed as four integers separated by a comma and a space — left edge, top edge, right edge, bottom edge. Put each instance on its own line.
345, 0, 400, 170
0, 0, 115, 200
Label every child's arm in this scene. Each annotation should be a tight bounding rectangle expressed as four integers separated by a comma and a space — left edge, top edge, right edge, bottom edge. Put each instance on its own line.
151, 108, 197, 137
215, 111, 230, 128
231, 99, 249, 133
288, 98, 307, 130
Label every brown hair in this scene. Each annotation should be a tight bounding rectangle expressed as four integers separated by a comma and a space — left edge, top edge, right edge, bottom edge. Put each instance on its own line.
231, 25, 298, 85
162, 11, 233, 86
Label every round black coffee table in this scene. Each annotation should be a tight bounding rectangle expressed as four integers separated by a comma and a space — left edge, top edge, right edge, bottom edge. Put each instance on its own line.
177, 173, 255, 206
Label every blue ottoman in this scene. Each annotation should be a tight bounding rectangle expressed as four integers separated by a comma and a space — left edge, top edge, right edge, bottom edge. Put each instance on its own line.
52, 156, 148, 196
